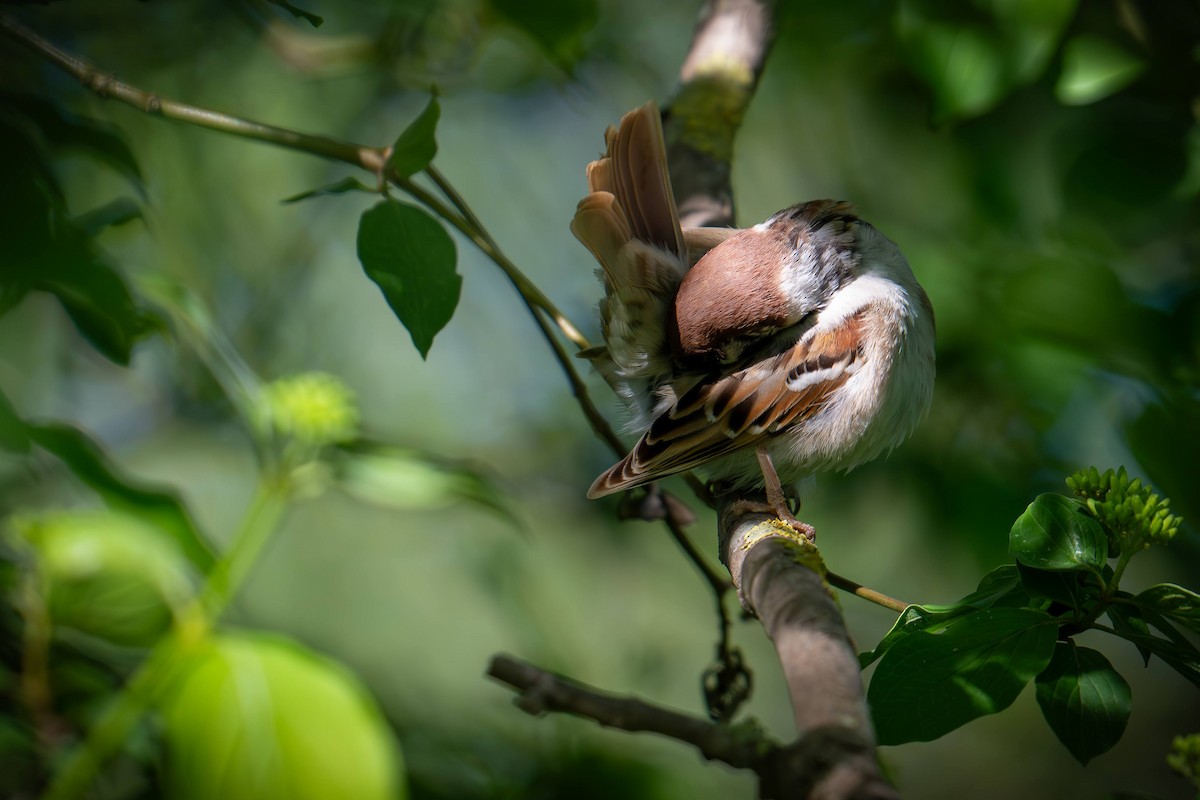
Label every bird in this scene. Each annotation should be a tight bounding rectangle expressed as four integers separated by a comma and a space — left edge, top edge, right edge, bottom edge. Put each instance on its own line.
570, 102, 936, 536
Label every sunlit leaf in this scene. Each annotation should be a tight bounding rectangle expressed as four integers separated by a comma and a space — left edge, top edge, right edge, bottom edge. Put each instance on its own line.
1035, 643, 1131, 764
14, 510, 194, 647
869, 607, 1057, 744
1009, 494, 1106, 572
1056, 35, 1145, 106
386, 94, 440, 178
860, 564, 1030, 668
356, 199, 461, 359
160, 633, 405, 800
23, 423, 214, 571
282, 177, 377, 204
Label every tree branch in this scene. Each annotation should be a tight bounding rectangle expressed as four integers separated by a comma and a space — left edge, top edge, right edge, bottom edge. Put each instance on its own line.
664, 0, 776, 228
718, 502, 899, 799
487, 653, 769, 770
488, 651, 898, 800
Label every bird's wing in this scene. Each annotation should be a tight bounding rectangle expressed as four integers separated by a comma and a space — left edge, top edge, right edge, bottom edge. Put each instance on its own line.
587, 308, 868, 497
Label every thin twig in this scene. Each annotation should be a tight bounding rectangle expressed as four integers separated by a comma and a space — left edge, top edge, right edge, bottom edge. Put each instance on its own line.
487, 653, 770, 770
0, 15, 382, 172
826, 570, 908, 613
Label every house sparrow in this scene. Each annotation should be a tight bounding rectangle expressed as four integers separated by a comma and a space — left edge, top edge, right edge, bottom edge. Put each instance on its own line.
571, 102, 935, 535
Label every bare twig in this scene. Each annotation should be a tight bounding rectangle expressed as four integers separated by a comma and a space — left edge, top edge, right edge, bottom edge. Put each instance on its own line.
826, 570, 908, 613
489, 652, 898, 800
487, 653, 769, 770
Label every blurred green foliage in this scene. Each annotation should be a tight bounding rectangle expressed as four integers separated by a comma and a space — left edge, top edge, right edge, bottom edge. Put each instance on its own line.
1, 0, 1198, 799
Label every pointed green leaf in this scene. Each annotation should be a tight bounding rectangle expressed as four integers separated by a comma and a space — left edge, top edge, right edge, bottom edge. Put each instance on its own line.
1106, 603, 1152, 666
356, 199, 460, 358
1009, 494, 1106, 572
282, 177, 376, 204
1111, 630, 1200, 689
386, 94, 440, 178
1131, 584, 1200, 637
24, 423, 214, 571
1056, 35, 1145, 106
160, 633, 404, 800
1035, 643, 1131, 764
869, 607, 1057, 745
860, 565, 1030, 668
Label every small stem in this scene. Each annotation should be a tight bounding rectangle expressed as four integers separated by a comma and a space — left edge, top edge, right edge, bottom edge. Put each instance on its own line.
0, 15, 383, 173
18, 569, 60, 755
39, 480, 290, 800
1107, 549, 1135, 595
825, 570, 908, 613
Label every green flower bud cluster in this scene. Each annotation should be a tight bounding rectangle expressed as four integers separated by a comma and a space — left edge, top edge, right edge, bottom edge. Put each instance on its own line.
265, 372, 359, 448
1167, 733, 1200, 790
1066, 466, 1182, 551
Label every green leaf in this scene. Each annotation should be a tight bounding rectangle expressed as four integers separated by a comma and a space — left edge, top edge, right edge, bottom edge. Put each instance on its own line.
1106, 603, 1152, 666
1130, 584, 1200, 637
860, 565, 1030, 668
1009, 494, 1107, 572
282, 177, 377, 204
15, 510, 194, 647
869, 607, 1057, 745
1035, 642, 1131, 765
896, 0, 1077, 123
1103, 628, 1200, 689
160, 633, 405, 800
356, 199, 461, 359
0, 113, 153, 363
24, 423, 214, 572
332, 442, 521, 529
1056, 35, 1145, 106
1017, 561, 1102, 610
386, 94, 440, 178
0, 93, 143, 192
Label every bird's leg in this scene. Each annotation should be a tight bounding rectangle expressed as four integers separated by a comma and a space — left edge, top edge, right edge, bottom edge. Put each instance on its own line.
755, 444, 815, 541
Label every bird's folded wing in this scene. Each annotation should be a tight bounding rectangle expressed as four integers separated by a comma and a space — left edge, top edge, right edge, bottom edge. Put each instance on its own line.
587, 309, 868, 497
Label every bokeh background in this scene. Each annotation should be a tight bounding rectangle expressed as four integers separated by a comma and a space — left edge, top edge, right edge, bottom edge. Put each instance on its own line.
2, 0, 1198, 798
